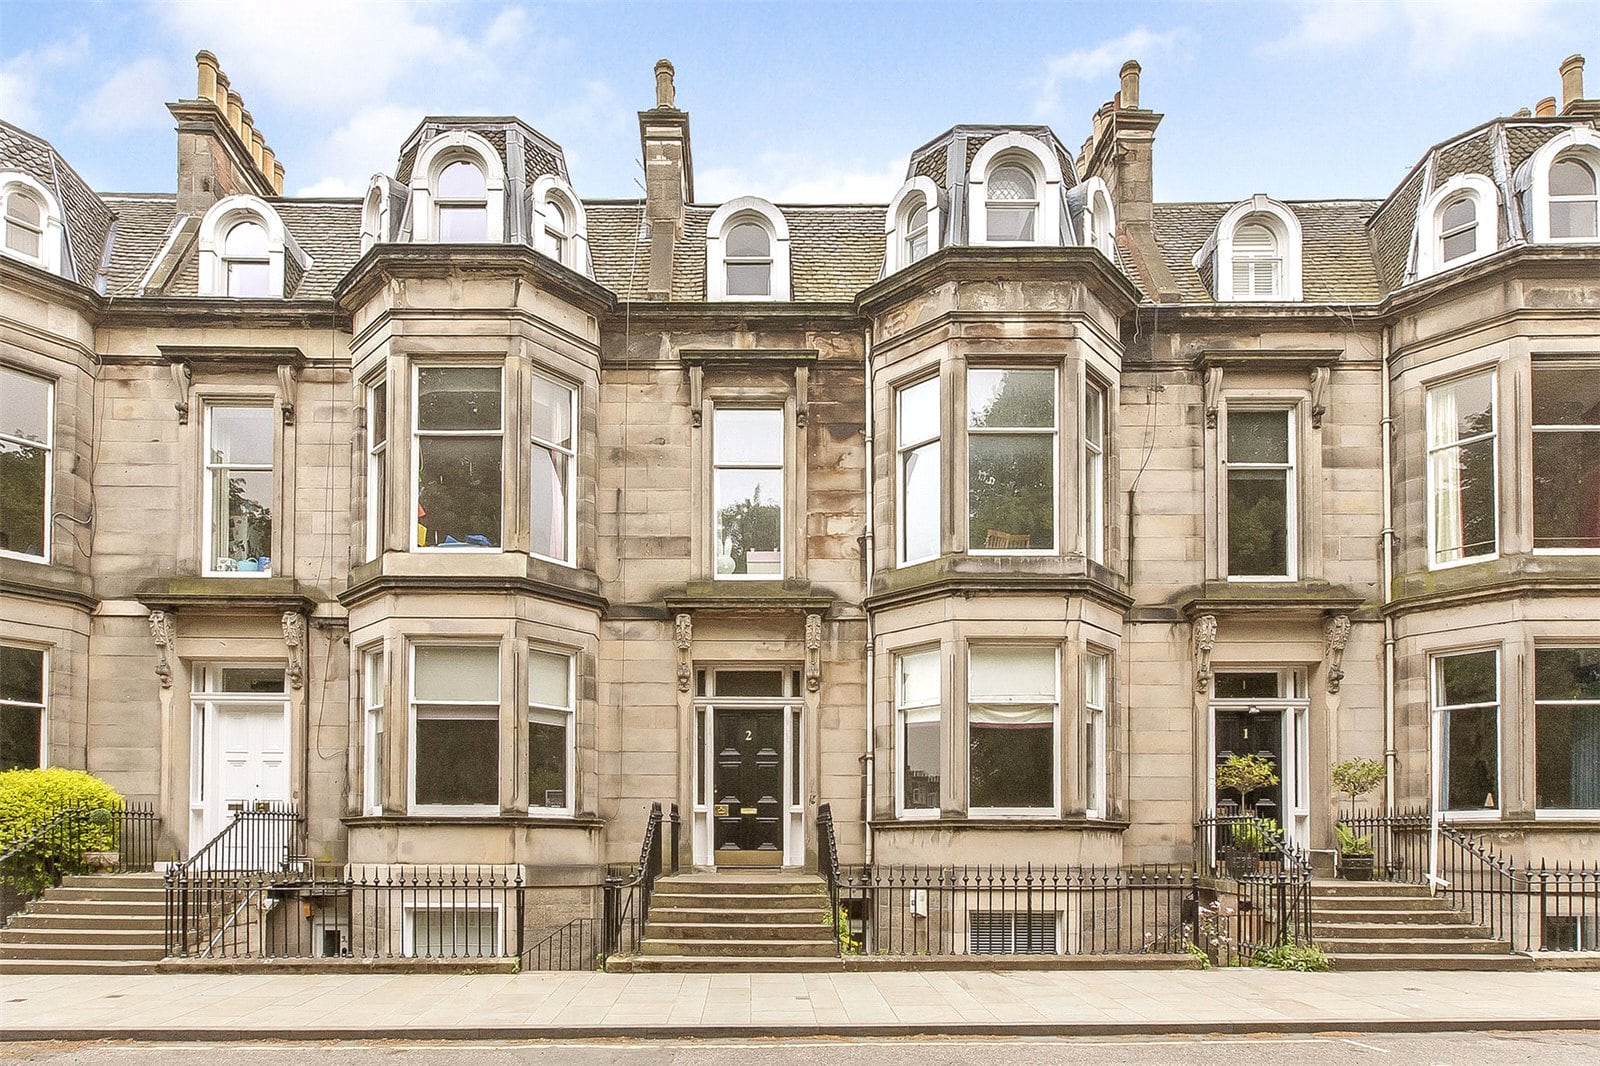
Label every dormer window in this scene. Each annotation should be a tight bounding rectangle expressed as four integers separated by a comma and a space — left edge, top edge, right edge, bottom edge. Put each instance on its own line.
707, 198, 790, 301
1231, 221, 1281, 298
531, 176, 590, 274
904, 203, 929, 264
986, 163, 1037, 242
884, 177, 941, 275
0, 172, 64, 274
545, 200, 569, 262
1438, 195, 1477, 263
1414, 175, 1496, 279
435, 159, 488, 242
223, 220, 271, 297
1079, 177, 1116, 258
725, 221, 771, 296
4, 189, 43, 259
1550, 154, 1598, 240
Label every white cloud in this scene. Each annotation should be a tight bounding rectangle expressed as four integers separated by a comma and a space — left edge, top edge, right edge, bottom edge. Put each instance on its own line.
71, 57, 180, 134
0, 35, 86, 131
1033, 27, 1184, 118
1270, 0, 1562, 67
698, 153, 904, 204
291, 104, 423, 197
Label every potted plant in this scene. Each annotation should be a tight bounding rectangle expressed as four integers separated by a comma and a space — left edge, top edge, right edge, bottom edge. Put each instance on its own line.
1215, 753, 1279, 874
1330, 756, 1386, 879
1225, 816, 1270, 877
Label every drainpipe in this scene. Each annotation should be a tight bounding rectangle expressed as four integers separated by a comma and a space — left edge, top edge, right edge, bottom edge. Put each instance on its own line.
862, 325, 876, 866
1380, 325, 1397, 817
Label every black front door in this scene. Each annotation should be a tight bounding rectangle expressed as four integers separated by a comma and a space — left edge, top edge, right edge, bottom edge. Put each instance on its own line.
713, 710, 784, 865
1214, 710, 1284, 821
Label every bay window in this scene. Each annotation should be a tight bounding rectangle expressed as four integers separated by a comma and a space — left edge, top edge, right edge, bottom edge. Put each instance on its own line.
530, 373, 576, 564
362, 648, 384, 815
203, 404, 273, 576
713, 407, 784, 578
1225, 408, 1294, 578
968, 368, 1056, 553
1433, 650, 1500, 815
1532, 365, 1600, 551
410, 645, 499, 811
1426, 371, 1497, 565
896, 648, 941, 816
897, 376, 940, 565
1535, 647, 1600, 812
0, 365, 51, 561
365, 380, 387, 560
528, 646, 575, 814
414, 366, 502, 550
0, 644, 44, 771
1083, 380, 1107, 563
968, 646, 1057, 814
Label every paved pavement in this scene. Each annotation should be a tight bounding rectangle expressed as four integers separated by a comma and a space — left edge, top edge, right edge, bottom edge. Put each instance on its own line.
1, 969, 1598, 1041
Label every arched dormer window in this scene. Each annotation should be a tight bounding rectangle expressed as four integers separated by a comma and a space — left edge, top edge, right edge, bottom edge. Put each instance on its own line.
531, 175, 591, 275
1519, 128, 1600, 244
706, 197, 791, 301
0, 171, 64, 274
197, 195, 301, 298
1079, 176, 1116, 258
884, 177, 941, 274
966, 133, 1064, 246
1197, 195, 1304, 301
409, 130, 507, 243
1414, 174, 1498, 279
360, 176, 394, 253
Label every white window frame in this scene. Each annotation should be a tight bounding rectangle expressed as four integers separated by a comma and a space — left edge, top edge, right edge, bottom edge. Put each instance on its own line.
410, 130, 507, 244
967, 644, 1060, 818
896, 375, 941, 566
1415, 174, 1498, 279
531, 175, 590, 274
360, 180, 389, 253
1425, 368, 1499, 568
0, 171, 64, 274
202, 401, 275, 578
364, 377, 387, 561
967, 366, 1060, 557
1079, 176, 1117, 258
1206, 668, 1311, 846
0, 643, 47, 770
1198, 195, 1304, 302
711, 405, 786, 581
1522, 129, 1600, 244
188, 664, 291, 845
1531, 361, 1600, 556
527, 644, 576, 817
1083, 377, 1107, 564
529, 370, 577, 566
0, 364, 52, 564
1430, 648, 1502, 822
403, 902, 504, 958
1532, 645, 1600, 819
689, 667, 806, 868
966, 133, 1063, 246
895, 647, 941, 820
196, 195, 297, 298
408, 643, 502, 816
1223, 405, 1297, 581
706, 197, 791, 301
1084, 650, 1108, 820
884, 177, 941, 275
362, 646, 385, 816
410, 364, 504, 554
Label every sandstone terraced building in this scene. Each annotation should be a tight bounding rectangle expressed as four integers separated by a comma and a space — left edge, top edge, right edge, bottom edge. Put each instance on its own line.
3, 51, 1599, 937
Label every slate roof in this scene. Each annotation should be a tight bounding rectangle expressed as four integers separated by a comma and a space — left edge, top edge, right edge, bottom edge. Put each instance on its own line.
0, 120, 115, 289
98, 195, 176, 296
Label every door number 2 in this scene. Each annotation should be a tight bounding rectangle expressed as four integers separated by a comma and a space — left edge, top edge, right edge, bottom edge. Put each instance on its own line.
743, 729, 753, 741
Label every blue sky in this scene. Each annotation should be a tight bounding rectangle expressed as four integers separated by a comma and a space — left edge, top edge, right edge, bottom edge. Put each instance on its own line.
1, 1, 1594, 204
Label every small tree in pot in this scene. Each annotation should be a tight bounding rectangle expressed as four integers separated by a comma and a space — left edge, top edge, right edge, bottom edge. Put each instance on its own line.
1330, 756, 1386, 880
1215, 754, 1279, 877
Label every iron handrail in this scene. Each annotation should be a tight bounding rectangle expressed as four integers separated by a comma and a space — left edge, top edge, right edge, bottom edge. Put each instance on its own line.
817, 802, 842, 956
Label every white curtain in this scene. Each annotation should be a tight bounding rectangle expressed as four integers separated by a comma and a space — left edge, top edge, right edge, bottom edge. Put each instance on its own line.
1430, 386, 1464, 561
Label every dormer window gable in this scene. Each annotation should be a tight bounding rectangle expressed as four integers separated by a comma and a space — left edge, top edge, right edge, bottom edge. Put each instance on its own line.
409, 130, 507, 244
1517, 127, 1600, 244
884, 177, 941, 275
196, 195, 303, 298
0, 171, 65, 276
531, 174, 591, 276
1413, 173, 1499, 280
706, 197, 791, 301
966, 132, 1064, 246
1196, 195, 1304, 302
1078, 176, 1116, 259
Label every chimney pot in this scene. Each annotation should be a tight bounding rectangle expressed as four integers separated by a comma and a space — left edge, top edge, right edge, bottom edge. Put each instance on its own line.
1536, 96, 1558, 117
1119, 59, 1142, 110
261, 144, 276, 181
226, 90, 243, 136
1561, 54, 1585, 110
1513, 107, 1532, 118
273, 161, 285, 195
654, 59, 676, 110
213, 69, 230, 111
195, 51, 219, 103
240, 107, 256, 152
250, 128, 265, 170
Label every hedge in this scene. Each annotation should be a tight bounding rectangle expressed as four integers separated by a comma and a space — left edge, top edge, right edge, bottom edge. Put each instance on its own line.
0, 768, 125, 896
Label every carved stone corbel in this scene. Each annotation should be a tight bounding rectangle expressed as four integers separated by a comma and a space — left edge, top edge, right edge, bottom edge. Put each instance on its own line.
688, 364, 704, 428
277, 363, 298, 426
804, 613, 822, 692
1203, 366, 1223, 429
148, 610, 174, 688
1309, 365, 1330, 430
1324, 613, 1351, 694
282, 611, 306, 689
674, 612, 693, 692
795, 365, 810, 429
1192, 613, 1217, 692
170, 361, 193, 424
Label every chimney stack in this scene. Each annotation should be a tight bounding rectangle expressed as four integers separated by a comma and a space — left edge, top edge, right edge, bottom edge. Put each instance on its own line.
1561, 54, 1585, 112
1535, 96, 1558, 117
639, 59, 694, 298
170, 51, 284, 212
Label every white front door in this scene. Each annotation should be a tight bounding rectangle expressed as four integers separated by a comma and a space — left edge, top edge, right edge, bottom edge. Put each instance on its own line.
191, 666, 292, 863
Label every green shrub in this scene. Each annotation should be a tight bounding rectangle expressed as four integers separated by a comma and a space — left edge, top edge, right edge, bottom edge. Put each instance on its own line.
1330, 757, 1386, 808
0, 768, 124, 896
831, 904, 862, 954
1334, 821, 1374, 858
1252, 942, 1331, 972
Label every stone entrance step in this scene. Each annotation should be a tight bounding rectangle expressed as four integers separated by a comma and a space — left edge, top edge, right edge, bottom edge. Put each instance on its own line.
0, 873, 166, 974
1309, 879, 1531, 971
620, 871, 837, 972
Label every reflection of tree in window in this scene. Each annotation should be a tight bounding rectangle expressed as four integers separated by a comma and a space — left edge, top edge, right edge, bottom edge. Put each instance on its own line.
967, 368, 1054, 551
1532, 367, 1600, 550
713, 408, 782, 576
1535, 648, 1600, 811
717, 483, 781, 575
415, 367, 502, 548
1226, 410, 1291, 577
1, 365, 53, 559
1435, 651, 1499, 812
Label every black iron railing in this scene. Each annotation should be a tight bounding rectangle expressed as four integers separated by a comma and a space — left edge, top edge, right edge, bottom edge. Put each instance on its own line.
522, 916, 599, 971
1336, 806, 1430, 882
165, 804, 306, 956
832, 862, 1197, 957
0, 800, 161, 926
817, 802, 843, 954
1193, 814, 1313, 961
600, 801, 675, 959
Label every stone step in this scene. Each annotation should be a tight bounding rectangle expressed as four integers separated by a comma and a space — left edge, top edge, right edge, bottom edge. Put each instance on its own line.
1309, 880, 1432, 896
43, 886, 168, 904
642, 921, 833, 942
1311, 896, 1456, 912
1313, 921, 1490, 939
0, 926, 166, 946
26, 898, 167, 916
1328, 952, 1536, 972
646, 905, 826, 924
612, 954, 845, 974
0, 941, 165, 961
0, 958, 162, 975
4, 912, 167, 932
639, 937, 839, 958
59, 874, 167, 890
1316, 936, 1511, 955
654, 876, 826, 895
649, 891, 828, 910
1309, 904, 1462, 921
